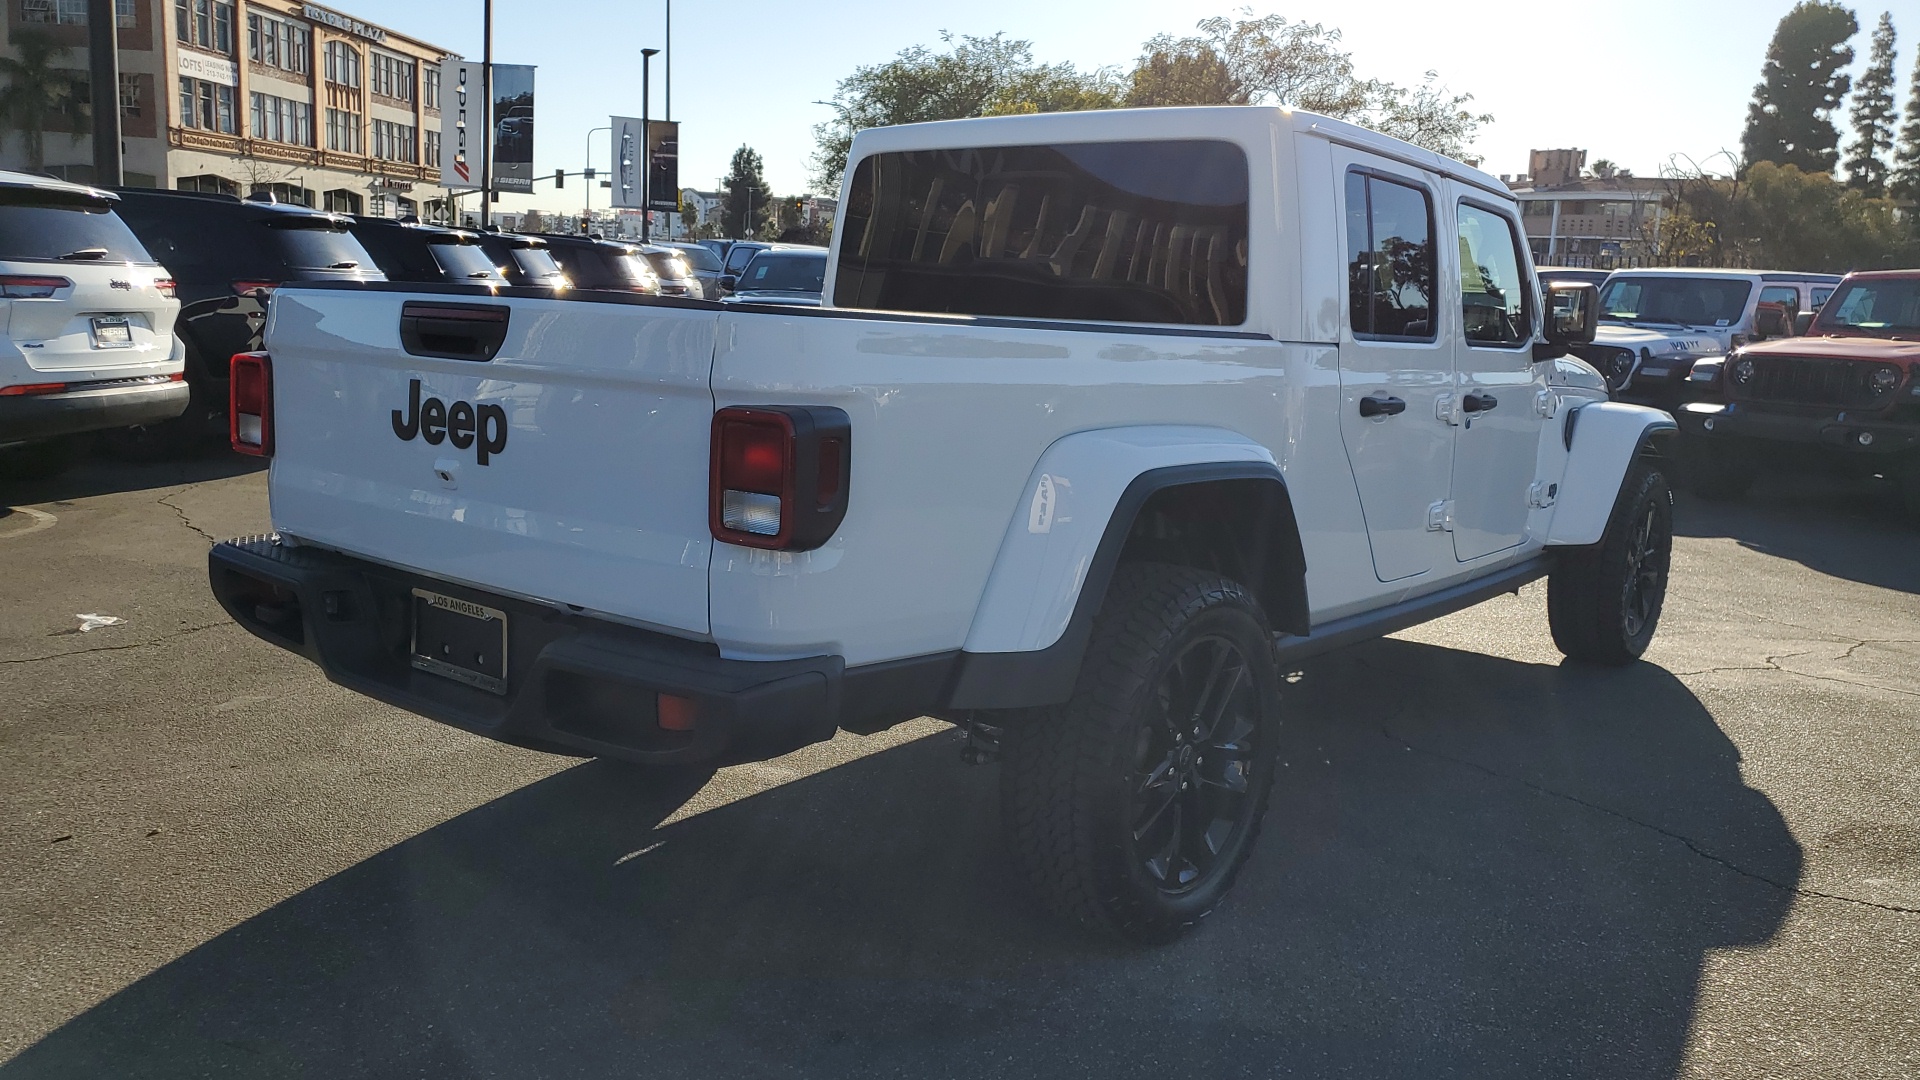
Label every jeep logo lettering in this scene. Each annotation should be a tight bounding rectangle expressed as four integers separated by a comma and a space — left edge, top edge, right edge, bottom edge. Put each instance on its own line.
392, 379, 508, 465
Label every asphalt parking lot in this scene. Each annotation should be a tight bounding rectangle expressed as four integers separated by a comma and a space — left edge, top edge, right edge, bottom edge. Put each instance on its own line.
0, 452, 1915, 1079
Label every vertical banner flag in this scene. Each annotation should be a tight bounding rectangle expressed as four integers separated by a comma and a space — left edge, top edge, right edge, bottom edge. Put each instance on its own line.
439, 59, 480, 191
647, 121, 679, 213
490, 64, 536, 194
609, 116, 643, 209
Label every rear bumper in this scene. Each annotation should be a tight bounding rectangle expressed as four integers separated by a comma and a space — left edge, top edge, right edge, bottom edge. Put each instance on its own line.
0, 377, 190, 445
208, 536, 953, 765
1676, 401, 1920, 457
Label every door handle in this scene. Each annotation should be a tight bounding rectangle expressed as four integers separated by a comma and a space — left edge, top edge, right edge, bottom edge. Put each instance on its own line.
1358, 392, 1407, 418
1462, 391, 1499, 414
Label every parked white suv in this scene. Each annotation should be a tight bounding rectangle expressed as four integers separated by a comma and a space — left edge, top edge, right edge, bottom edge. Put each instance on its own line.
209, 108, 1675, 942
0, 172, 185, 478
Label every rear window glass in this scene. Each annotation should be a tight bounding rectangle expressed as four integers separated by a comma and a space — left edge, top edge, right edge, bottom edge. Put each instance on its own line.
273, 225, 375, 271
550, 245, 651, 290
670, 244, 721, 273
510, 247, 563, 281
431, 241, 506, 282
834, 139, 1250, 325
725, 245, 761, 273
740, 252, 826, 293
0, 198, 157, 264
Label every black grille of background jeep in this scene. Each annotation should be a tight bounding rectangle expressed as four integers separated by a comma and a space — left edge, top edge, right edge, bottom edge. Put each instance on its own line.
1737, 355, 1888, 409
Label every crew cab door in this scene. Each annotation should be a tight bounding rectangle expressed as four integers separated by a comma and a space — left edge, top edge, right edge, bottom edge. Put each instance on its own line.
1448, 197, 1545, 561
1334, 154, 1452, 583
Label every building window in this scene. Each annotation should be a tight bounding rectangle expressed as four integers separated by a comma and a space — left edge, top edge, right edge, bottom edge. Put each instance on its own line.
425, 129, 440, 166
324, 41, 361, 88
178, 76, 236, 134
370, 51, 414, 102
372, 118, 415, 162
249, 91, 312, 146
175, 0, 234, 53
325, 107, 362, 153
424, 66, 440, 109
323, 189, 361, 214
253, 182, 313, 207
177, 173, 237, 195
21, 0, 135, 26
118, 72, 139, 117
247, 13, 310, 74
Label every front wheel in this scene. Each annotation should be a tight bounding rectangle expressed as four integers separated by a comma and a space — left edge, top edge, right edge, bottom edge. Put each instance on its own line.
1000, 563, 1281, 944
1548, 462, 1674, 665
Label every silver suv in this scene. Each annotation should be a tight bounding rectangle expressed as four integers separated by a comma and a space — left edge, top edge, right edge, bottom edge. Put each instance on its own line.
0, 172, 184, 479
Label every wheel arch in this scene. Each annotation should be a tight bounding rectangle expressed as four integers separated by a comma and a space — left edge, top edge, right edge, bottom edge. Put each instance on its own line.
1545, 401, 1677, 547
945, 426, 1308, 711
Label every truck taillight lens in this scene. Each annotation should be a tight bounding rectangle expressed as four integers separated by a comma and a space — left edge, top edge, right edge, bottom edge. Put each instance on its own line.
0, 275, 69, 298
230, 351, 272, 456
710, 405, 851, 551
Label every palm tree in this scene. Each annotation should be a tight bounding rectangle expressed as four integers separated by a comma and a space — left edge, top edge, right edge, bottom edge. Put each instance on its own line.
0, 29, 86, 173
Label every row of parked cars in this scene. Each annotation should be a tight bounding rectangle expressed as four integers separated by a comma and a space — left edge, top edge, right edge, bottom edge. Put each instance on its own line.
0, 168, 831, 476
1544, 264, 1919, 520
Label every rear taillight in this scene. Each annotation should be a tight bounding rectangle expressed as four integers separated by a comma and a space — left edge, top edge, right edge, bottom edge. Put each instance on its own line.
153, 277, 176, 298
232, 279, 280, 297
709, 405, 851, 551
230, 352, 272, 456
0, 275, 70, 299
0, 382, 68, 396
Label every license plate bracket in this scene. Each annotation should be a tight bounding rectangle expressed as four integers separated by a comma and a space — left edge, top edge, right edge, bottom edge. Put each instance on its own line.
410, 589, 508, 694
89, 316, 132, 349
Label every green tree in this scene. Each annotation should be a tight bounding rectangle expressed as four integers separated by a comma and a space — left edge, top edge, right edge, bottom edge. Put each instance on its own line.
1124, 37, 1244, 106
720, 145, 773, 240
809, 33, 1121, 189
1742, 1, 1858, 174
1891, 31, 1920, 199
0, 29, 86, 173
1845, 12, 1898, 193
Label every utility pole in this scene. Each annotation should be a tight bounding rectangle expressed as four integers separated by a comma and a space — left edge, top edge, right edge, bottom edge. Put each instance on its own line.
640, 47, 658, 243
584, 124, 608, 229
480, 0, 493, 227
87, 0, 121, 186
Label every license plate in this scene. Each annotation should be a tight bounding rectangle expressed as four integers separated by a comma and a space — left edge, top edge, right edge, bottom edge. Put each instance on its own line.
410, 589, 508, 694
90, 316, 132, 348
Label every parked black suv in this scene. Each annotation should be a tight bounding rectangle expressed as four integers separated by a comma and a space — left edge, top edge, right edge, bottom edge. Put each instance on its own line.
108, 189, 384, 453
475, 231, 568, 288
348, 218, 508, 287
534, 234, 660, 294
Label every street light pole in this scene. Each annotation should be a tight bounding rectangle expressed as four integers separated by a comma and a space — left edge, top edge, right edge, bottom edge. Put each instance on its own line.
584, 124, 609, 231
87, 0, 121, 186
480, 0, 493, 228
640, 47, 659, 243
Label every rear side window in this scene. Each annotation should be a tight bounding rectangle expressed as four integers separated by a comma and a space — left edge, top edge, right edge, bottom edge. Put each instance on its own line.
1345, 170, 1435, 340
835, 139, 1250, 326
0, 195, 157, 264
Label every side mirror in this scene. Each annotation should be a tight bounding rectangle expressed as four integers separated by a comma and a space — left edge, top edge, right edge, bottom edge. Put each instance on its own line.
1752, 304, 1789, 340
1793, 310, 1816, 337
1535, 280, 1598, 359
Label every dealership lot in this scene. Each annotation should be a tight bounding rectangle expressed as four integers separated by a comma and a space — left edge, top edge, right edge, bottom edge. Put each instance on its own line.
0, 455, 1915, 1078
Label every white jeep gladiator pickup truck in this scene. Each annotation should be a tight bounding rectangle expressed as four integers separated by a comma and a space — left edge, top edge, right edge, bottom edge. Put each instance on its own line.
209, 107, 1676, 942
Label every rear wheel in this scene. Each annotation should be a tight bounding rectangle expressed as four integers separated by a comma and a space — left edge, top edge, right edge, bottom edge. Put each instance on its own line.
1001, 563, 1281, 943
1549, 462, 1674, 665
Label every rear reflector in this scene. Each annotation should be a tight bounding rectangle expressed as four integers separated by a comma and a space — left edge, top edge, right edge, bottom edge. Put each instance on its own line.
229, 352, 272, 456
0, 382, 68, 396
657, 694, 698, 732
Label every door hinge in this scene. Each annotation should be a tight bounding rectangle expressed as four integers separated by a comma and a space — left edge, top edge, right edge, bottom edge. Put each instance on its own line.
1435, 393, 1461, 426
1535, 389, 1560, 418
1527, 481, 1558, 508
1427, 500, 1455, 531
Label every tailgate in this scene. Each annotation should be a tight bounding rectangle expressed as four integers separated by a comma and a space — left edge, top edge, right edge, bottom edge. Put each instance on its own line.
265, 287, 719, 637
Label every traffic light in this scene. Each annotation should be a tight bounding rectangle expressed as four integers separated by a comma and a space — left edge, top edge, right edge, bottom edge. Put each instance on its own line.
555, 169, 564, 189
584, 167, 595, 180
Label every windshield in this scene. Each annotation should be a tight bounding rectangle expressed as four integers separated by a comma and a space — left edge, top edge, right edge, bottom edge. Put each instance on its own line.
739, 252, 826, 293
431, 242, 507, 282
0, 199, 157, 264
1814, 278, 1920, 334
511, 247, 565, 283
669, 243, 721, 273
1598, 276, 1752, 327
272, 225, 376, 272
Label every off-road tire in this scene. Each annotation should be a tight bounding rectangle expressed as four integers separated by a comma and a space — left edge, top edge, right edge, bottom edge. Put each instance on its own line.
1000, 563, 1281, 944
0, 435, 87, 481
1548, 461, 1674, 665
1684, 438, 1755, 501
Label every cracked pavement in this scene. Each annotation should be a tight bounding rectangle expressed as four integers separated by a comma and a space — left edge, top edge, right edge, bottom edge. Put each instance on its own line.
0, 457, 1916, 1079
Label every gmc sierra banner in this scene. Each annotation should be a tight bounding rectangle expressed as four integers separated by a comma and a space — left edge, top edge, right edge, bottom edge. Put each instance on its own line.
438, 59, 479, 191
610, 116, 643, 210
490, 64, 536, 194
647, 120, 679, 213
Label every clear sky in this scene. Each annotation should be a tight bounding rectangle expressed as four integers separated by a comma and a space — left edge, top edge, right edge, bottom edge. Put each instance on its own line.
371, 0, 1920, 214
